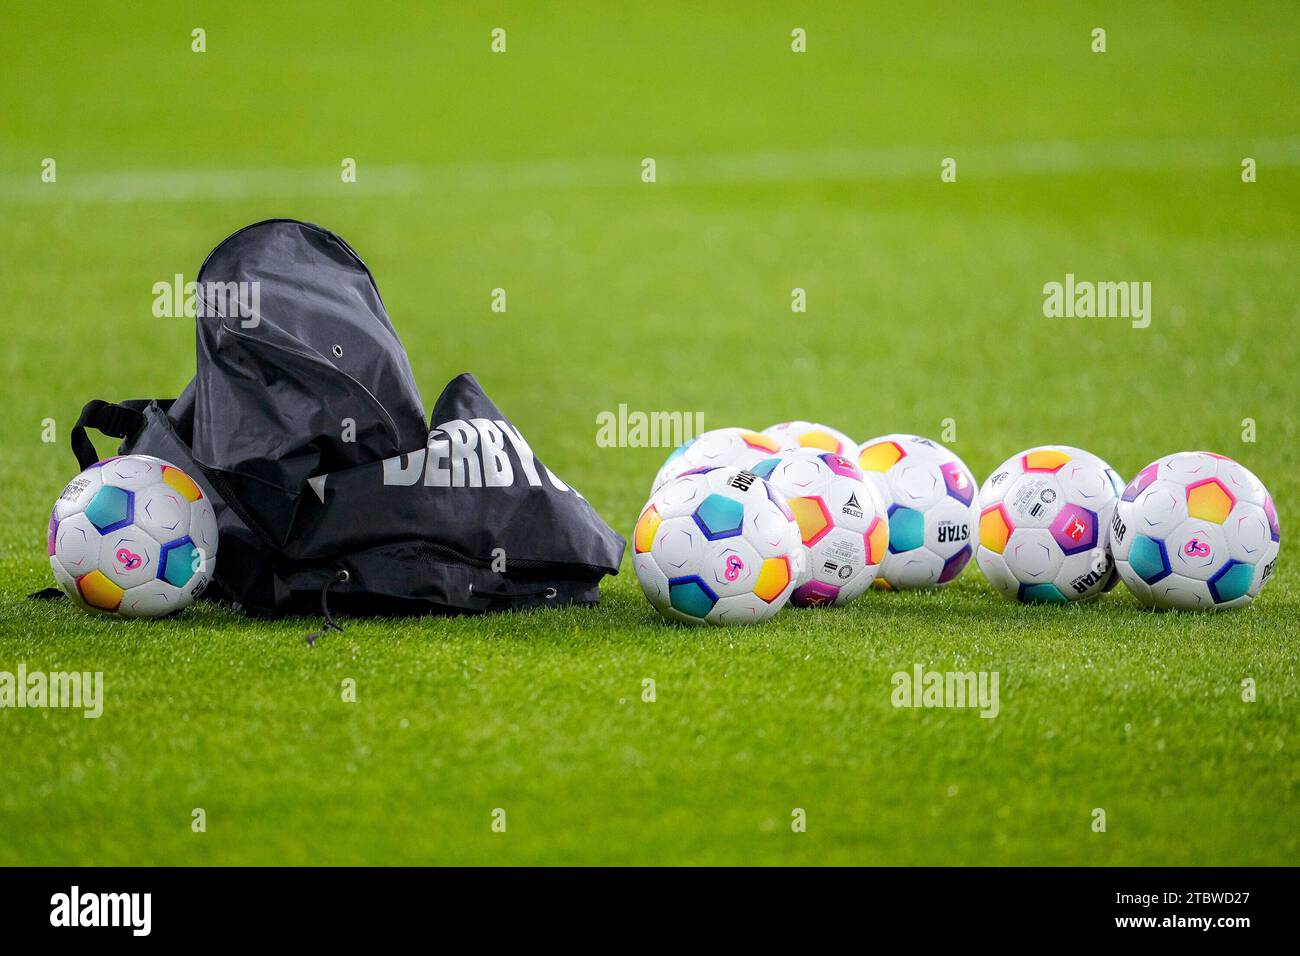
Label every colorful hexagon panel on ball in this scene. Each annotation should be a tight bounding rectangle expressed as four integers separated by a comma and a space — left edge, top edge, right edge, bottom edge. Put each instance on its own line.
1022, 448, 1071, 473
1186, 478, 1234, 524
937, 546, 973, 584
1264, 497, 1281, 542
864, 516, 889, 567
762, 421, 856, 456
753, 556, 793, 604
1019, 582, 1068, 603
887, 506, 925, 553
48, 455, 218, 618
693, 494, 745, 540
1122, 463, 1159, 502
159, 536, 202, 588
161, 465, 203, 502
1126, 535, 1172, 584
857, 440, 905, 474
1049, 504, 1097, 556
818, 453, 863, 481
792, 579, 840, 607
1207, 559, 1254, 605
788, 496, 833, 547
76, 570, 124, 612
84, 486, 134, 533
979, 505, 1013, 554
940, 461, 975, 506
633, 505, 661, 554
668, 576, 718, 618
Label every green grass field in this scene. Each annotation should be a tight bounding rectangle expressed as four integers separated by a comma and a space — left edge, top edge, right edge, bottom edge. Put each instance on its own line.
1, 2, 1296, 865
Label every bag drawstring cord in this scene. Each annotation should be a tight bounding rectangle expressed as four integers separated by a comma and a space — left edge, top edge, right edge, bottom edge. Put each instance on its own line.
306, 569, 349, 646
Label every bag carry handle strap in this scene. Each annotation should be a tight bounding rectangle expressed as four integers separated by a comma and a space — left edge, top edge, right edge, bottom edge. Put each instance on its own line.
70, 400, 147, 470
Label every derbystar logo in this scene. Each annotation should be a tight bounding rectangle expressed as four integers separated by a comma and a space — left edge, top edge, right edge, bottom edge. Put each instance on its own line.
937, 521, 969, 544
1070, 564, 1109, 594
726, 470, 758, 493
379, 418, 583, 495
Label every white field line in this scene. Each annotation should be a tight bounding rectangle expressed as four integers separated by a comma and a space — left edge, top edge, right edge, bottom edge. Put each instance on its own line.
2, 137, 1298, 204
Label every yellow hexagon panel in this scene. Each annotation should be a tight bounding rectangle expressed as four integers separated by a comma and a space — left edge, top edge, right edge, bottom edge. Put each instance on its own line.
865, 516, 889, 565
979, 505, 1013, 554
788, 496, 832, 546
633, 505, 662, 554
1023, 449, 1071, 472
162, 466, 203, 502
796, 430, 839, 452
753, 556, 791, 603
739, 431, 782, 453
858, 441, 905, 473
1186, 478, 1234, 523
77, 569, 124, 611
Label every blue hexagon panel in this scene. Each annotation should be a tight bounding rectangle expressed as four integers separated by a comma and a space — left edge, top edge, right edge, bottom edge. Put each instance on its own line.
668, 576, 718, 618
1019, 582, 1067, 603
1128, 535, 1171, 584
84, 486, 134, 533
158, 536, 199, 588
693, 494, 745, 540
1208, 559, 1252, 604
887, 506, 925, 553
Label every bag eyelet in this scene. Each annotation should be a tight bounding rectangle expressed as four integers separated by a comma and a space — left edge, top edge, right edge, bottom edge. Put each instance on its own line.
332, 344, 344, 358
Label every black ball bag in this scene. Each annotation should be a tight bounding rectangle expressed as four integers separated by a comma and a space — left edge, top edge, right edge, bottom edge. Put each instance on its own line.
69, 219, 625, 616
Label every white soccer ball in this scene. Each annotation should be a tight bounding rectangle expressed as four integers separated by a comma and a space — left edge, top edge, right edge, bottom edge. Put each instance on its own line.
651, 427, 787, 493
48, 455, 219, 618
855, 434, 979, 589
751, 449, 888, 606
1109, 451, 1279, 611
761, 421, 857, 457
633, 466, 803, 624
975, 445, 1124, 603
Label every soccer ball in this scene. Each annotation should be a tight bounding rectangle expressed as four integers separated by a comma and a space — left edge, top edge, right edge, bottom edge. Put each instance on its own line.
750, 449, 887, 606
856, 434, 978, 589
633, 466, 803, 624
1109, 451, 1279, 610
48, 455, 219, 618
761, 421, 857, 456
651, 427, 786, 493
975, 445, 1124, 603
